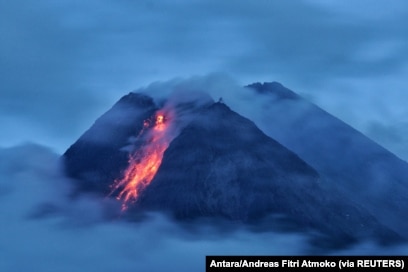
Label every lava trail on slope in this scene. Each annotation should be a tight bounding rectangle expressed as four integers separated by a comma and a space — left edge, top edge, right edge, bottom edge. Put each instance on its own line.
109, 110, 174, 211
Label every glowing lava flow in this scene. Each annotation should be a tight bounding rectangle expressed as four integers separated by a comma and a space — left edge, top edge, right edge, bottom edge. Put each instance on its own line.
110, 111, 171, 211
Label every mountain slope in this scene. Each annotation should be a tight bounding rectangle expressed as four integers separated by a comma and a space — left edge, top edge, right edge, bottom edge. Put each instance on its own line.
135, 102, 398, 243
246, 82, 408, 238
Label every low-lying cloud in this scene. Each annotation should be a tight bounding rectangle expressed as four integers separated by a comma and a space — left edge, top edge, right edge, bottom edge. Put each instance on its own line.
1, 143, 407, 269
0, 144, 309, 271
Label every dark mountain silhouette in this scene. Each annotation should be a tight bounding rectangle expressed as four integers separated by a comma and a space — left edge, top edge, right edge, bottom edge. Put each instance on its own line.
63, 83, 405, 245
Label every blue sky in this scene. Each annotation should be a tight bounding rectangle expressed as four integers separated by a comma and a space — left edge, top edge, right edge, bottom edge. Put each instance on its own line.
1, 0, 408, 159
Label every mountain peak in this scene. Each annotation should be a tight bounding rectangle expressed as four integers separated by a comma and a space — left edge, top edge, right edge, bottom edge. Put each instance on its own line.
247, 82, 299, 100
118, 92, 155, 107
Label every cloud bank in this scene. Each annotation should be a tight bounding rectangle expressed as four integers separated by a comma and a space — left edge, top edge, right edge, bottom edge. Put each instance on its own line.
0, 144, 309, 271
1, 137, 408, 269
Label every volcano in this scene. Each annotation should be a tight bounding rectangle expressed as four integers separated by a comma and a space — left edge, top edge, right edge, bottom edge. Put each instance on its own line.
63, 82, 405, 245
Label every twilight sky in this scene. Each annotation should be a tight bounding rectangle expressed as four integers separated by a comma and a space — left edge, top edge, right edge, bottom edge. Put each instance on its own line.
1, 0, 408, 159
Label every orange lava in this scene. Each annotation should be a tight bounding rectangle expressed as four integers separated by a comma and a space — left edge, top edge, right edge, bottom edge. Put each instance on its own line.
110, 112, 170, 211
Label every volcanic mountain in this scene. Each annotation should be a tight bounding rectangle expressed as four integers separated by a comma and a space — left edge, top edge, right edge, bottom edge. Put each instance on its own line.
63, 83, 404, 245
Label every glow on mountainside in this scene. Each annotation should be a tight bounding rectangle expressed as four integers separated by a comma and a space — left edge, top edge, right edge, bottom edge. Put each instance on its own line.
110, 111, 171, 211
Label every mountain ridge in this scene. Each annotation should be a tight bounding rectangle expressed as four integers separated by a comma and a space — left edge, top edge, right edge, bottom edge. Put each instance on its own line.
246, 82, 408, 238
